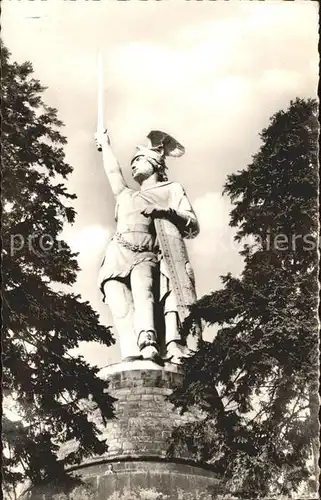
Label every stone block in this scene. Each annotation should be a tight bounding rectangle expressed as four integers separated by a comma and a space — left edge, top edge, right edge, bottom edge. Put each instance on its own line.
141, 394, 155, 401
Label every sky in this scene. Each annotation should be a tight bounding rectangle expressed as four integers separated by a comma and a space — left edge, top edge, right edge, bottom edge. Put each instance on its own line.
2, 0, 319, 368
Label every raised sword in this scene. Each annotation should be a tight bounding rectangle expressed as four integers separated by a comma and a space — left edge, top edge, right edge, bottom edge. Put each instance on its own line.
96, 51, 104, 151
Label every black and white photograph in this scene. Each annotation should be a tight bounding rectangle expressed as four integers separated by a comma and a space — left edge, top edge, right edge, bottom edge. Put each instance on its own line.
1, 1, 319, 499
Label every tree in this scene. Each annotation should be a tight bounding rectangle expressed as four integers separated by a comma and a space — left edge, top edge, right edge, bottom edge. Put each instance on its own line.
168, 98, 319, 499
1, 42, 116, 496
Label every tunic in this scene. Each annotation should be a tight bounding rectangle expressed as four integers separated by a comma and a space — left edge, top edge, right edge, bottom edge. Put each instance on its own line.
98, 181, 198, 310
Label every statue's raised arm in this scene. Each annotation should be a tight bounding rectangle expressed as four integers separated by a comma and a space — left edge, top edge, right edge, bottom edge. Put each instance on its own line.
95, 129, 128, 197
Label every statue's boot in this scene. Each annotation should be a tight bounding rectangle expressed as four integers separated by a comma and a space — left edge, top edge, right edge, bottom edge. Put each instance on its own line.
137, 330, 164, 367
165, 339, 190, 364
140, 346, 165, 367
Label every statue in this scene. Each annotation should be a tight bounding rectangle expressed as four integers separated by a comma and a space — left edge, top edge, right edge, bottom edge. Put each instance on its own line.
94, 56, 201, 366
95, 129, 201, 365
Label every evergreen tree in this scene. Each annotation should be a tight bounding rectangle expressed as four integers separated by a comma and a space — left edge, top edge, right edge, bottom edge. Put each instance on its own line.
168, 98, 319, 498
1, 42, 115, 496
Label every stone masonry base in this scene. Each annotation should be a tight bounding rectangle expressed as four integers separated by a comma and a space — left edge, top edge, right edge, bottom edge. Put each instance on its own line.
22, 361, 221, 499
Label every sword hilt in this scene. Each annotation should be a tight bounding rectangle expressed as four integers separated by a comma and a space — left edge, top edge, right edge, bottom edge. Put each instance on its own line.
95, 128, 108, 153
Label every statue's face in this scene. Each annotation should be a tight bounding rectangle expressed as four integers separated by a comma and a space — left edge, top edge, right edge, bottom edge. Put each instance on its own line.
131, 156, 155, 184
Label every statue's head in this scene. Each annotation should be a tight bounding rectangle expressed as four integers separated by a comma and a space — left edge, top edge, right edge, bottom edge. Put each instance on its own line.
131, 131, 185, 184
131, 146, 168, 184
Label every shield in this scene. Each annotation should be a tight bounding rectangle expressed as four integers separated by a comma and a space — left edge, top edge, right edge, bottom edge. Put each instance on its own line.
154, 217, 201, 341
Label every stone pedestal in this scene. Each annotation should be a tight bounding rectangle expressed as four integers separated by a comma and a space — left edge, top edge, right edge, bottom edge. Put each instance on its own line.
81, 360, 220, 498
74, 460, 220, 499
22, 361, 221, 499
97, 360, 196, 460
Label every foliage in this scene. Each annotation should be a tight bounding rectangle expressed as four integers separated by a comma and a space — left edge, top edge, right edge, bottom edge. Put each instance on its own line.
106, 488, 170, 500
168, 98, 319, 498
1, 41, 116, 495
106, 488, 220, 500
20, 486, 232, 500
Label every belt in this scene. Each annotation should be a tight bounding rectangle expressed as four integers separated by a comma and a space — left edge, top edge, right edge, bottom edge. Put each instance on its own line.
114, 232, 155, 253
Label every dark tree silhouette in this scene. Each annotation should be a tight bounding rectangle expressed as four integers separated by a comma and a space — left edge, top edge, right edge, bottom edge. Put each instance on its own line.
1, 42, 116, 496
168, 98, 319, 499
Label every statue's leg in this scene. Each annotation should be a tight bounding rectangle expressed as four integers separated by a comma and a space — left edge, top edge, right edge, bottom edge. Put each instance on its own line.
103, 279, 141, 360
165, 309, 199, 360
164, 311, 180, 343
130, 262, 162, 362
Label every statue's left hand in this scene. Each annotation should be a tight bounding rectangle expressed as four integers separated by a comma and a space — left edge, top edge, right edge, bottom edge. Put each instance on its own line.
141, 205, 168, 218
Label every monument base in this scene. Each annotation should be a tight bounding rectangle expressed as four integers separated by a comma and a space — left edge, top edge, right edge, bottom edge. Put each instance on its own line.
22, 361, 221, 499
72, 459, 221, 499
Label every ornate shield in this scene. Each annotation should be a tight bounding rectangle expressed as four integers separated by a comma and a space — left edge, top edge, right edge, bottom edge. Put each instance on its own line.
154, 217, 201, 341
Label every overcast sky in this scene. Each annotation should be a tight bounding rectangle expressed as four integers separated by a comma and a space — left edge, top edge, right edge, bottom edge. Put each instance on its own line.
3, 0, 319, 367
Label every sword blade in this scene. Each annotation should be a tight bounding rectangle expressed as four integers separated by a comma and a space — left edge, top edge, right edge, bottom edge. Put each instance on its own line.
97, 52, 103, 129
97, 51, 104, 150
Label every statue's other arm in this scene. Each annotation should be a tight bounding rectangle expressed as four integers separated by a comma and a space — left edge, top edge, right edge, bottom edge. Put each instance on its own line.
141, 183, 199, 237
170, 183, 199, 239
95, 130, 127, 197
